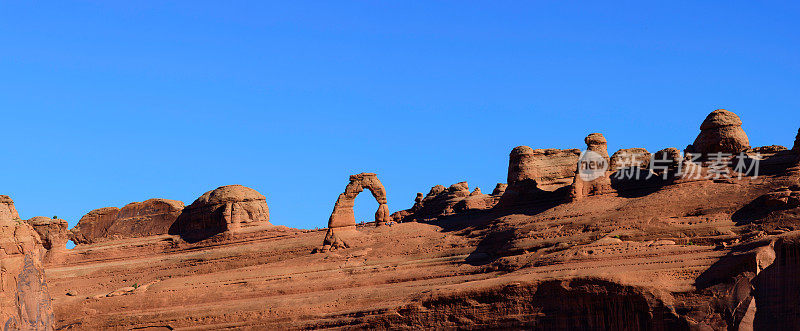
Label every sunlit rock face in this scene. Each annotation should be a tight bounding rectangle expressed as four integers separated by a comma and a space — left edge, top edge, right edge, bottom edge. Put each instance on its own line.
170, 185, 270, 241
328, 173, 389, 229
0, 195, 55, 330
687, 109, 750, 155
70, 199, 185, 244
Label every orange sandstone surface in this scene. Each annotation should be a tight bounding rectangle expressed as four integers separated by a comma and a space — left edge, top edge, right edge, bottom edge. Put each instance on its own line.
5, 109, 800, 330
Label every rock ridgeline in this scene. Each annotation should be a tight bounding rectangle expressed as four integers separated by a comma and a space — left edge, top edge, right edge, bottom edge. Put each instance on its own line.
71, 199, 184, 244
0, 196, 55, 330
65, 185, 271, 244
391, 181, 502, 223
387, 109, 799, 227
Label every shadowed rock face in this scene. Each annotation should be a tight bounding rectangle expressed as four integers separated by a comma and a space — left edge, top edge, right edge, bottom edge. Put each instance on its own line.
71, 199, 185, 244
391, 181, 500, 223
0, 196, 54, 330
328, 173, 389, 228
688, 109, 750, 155
170, 185, 270, 242
794, 128, 799, 151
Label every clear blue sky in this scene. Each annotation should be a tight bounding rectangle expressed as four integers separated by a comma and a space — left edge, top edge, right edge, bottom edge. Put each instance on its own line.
1, 1, 798, 232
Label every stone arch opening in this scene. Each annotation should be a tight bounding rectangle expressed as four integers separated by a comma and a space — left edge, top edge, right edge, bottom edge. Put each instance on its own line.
327, 173, 390, 229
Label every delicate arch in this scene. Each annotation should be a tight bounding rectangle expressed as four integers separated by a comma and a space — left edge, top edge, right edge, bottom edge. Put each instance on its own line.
328, 173, 390, 228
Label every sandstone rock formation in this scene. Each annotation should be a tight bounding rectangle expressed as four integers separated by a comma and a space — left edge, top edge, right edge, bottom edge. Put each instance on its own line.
687, 109, 750, 156
651, 147, 683, 179
507, 146, 581, 191
327, 173, 389, 228
762, 186, 800, 209
498, 147, 580, 208
795, 128, 800, 151
454, 187, 497, 213
491, 183, 507, 196
71, 199, 185, 244
392, 181, 500, 223
0, 196, 54, 330
609, 148, 651, 171
752, 145, 788, 154
26, 217, 70, 259
318, 173, 390, 252
27, 108, 800, 329
170, 185, 270, 241
570, 133, 613, 200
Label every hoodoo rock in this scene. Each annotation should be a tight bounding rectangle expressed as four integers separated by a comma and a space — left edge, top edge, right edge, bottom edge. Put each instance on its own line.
27, 216, 70, 258
571, 133, 613, 200
687, 109, 750, 155
327, 173, 389, 228
0, 196, 55, 330
71, 199, 185, 244
170, 185, 270, 241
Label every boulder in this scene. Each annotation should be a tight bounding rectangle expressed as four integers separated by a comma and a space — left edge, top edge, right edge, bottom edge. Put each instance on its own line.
0, 196, 55, 329
71, 199, 184, 244
687, 109, 750, 155
170, 185, 270, 241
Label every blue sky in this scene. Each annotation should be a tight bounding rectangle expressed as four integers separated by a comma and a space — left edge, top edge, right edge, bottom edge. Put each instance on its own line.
1, 1, 798, 233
